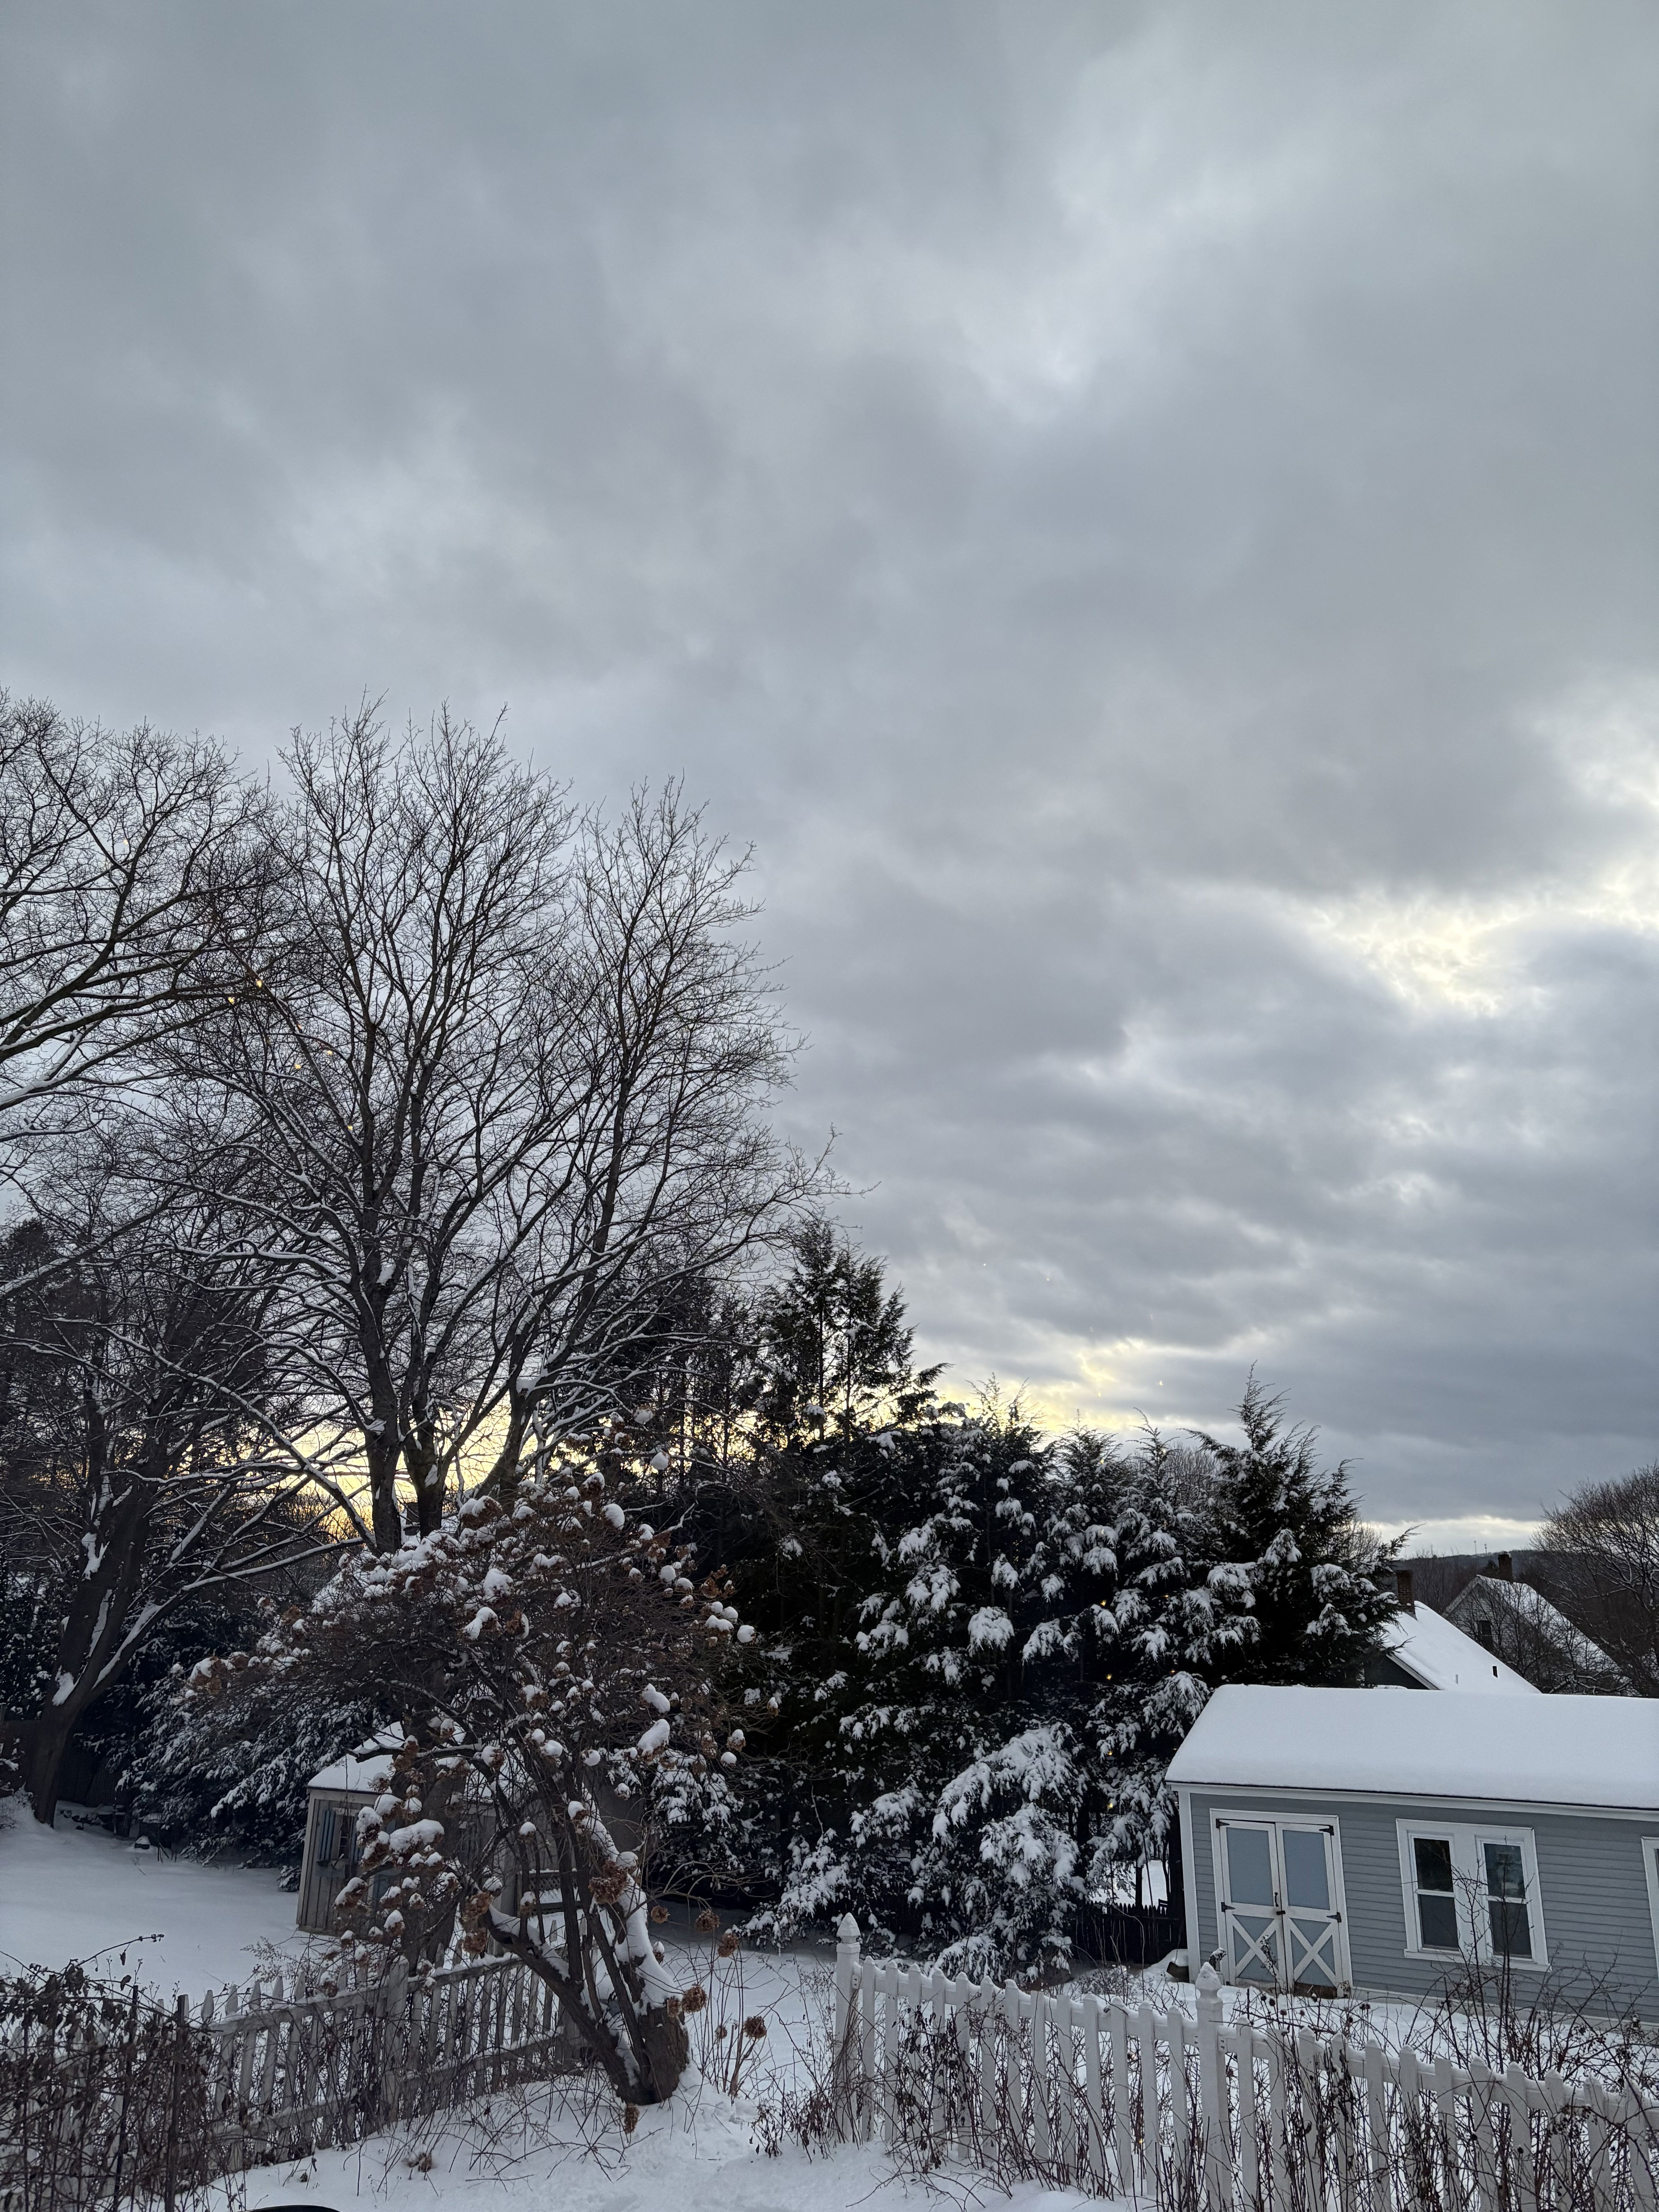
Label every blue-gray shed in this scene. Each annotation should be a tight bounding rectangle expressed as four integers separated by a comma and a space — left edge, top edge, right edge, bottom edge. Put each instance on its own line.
1166, 1686, 1659, 2016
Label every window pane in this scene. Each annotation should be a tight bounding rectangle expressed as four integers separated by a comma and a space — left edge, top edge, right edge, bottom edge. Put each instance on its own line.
1484, 1842, 1525, 1899
1225, 1826, 1276, 1907
1483, 1842, 1532, 1958
1413, 1836, 1454, 1892
1418, 1892, 1459, 1950
1489, 1899, 1531, 1958
1282, 1828, 1330, 1911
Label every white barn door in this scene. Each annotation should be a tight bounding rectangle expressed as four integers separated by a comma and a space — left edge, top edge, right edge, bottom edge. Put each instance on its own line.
1215, 1815, 1349, 1994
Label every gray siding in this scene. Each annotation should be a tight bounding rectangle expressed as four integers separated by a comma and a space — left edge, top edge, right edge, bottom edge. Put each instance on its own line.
1182, 1786, 1659, 2017
297, 1788, 371, 1934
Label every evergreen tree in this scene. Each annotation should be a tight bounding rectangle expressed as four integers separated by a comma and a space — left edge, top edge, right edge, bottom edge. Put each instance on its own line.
126, 1613, 382, 1858
1081, 1429, 1254, 1875
637, 1224, 943, 1905
768, 1400, 1127, 1976
1196, 1375, 1397, 1687
684, 1223, 941, 1750
751, 1218, 941, 1445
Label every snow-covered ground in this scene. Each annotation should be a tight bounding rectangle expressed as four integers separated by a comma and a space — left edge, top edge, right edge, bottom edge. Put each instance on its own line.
0, 1803, 1111, 2209
216, 2089, 1114, 2212
0, 1798, 307, 1993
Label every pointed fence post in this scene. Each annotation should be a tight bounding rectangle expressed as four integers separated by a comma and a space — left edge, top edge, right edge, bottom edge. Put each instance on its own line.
834, 1915, 860, 2054
1195, 1961, 1232, 2212
834, 1915, 866, 2138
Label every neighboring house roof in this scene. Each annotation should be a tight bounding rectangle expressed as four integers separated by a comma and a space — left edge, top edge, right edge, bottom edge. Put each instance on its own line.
1383, 1601, 1539, 1694
1166, 1685, 1659, 1812
1446, 1574, 1624, 1685
308, 1726, 404, 1795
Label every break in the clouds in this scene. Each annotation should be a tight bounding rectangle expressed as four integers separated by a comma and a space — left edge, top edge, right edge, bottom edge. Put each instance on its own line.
3, 1, 1656, 1541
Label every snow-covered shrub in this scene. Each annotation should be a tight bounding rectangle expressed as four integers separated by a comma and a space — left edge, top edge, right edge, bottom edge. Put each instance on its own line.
183, 1432, 755, 2104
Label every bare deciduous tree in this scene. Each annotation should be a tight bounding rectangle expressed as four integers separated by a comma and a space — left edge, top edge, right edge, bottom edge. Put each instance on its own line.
0, 1133, 346, 1824
0, 695, 265, 1180
1538, 1464, 1659, 1696
161, 709, 817, 1552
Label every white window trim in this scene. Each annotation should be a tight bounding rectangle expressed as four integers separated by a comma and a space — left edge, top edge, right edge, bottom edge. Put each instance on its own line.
1210, 1809, 1352, 1994
1642, 1836, 1659, 1982
1395, 1819, 1549, 1970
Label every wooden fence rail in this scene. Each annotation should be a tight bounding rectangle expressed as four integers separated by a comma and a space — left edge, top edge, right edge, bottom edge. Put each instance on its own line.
831, 1920, 1659, 2212
0, 1952, 579, 2207
196, 1952, 575, 2166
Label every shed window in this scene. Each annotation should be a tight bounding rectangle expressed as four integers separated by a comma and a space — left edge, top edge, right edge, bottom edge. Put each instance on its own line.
1483, 1841, 1531, 1959
1396, 1821, 1546, 1968
1411, 1836, 1458, 1950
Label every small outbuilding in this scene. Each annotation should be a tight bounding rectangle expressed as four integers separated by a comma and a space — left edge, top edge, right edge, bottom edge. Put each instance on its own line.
295, 1730, 404, 1935
1167, 1686, 1659, 2015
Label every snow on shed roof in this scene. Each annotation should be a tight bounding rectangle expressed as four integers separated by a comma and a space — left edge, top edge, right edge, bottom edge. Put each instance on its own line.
1166, 1686, 1659, 1812
308, 1726, 404, 1796
1384, 1602, 1539, 1694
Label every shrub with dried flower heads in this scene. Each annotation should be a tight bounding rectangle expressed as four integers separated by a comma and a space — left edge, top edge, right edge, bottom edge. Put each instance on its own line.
181, 1431, 757, 2104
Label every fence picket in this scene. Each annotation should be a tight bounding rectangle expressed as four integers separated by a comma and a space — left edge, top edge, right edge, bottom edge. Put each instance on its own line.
860, 1963, 880, 2139
1026, 1993, 1050, 2167
1107, 1996, 1133, 2191
1081, 1994, 1106, 2189
1619, 2086, 1656, 2212
976, 1984, 997, 2147
1169, 2007, 1194, 2182
1238, 2023, 1265, 2212
1366, 2037, 1394, 2212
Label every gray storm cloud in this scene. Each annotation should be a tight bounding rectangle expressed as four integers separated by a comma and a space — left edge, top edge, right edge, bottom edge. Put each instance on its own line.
2, 0, 1656, 1540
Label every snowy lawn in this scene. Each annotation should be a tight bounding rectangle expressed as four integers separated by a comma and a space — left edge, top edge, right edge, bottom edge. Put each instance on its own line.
213, 2081, 1116, 2212
0, 1798, 307, 1993
0, 1798, 1441, 2211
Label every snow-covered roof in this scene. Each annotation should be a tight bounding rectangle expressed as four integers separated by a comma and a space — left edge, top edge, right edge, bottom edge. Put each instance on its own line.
1167, 1685, 1659, 1812
1383, 1601, 1539, 1695
308, 1726, 403, 1796
1451, 1576, 1620, 1676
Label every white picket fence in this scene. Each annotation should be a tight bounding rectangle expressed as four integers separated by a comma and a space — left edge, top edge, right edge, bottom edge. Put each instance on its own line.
831, 1922, 1659, 2212
195, 1951, 574, 2165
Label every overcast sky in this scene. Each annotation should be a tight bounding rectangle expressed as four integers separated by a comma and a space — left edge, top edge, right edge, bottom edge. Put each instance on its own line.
3, 2, 1656, 1545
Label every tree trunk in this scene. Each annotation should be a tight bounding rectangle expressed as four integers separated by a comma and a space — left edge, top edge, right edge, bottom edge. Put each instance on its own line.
366, 1427, 405, 1552
405, 1423, 446, 1538
17, 1712, 76, 1827
639, 2005, 690, 2102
